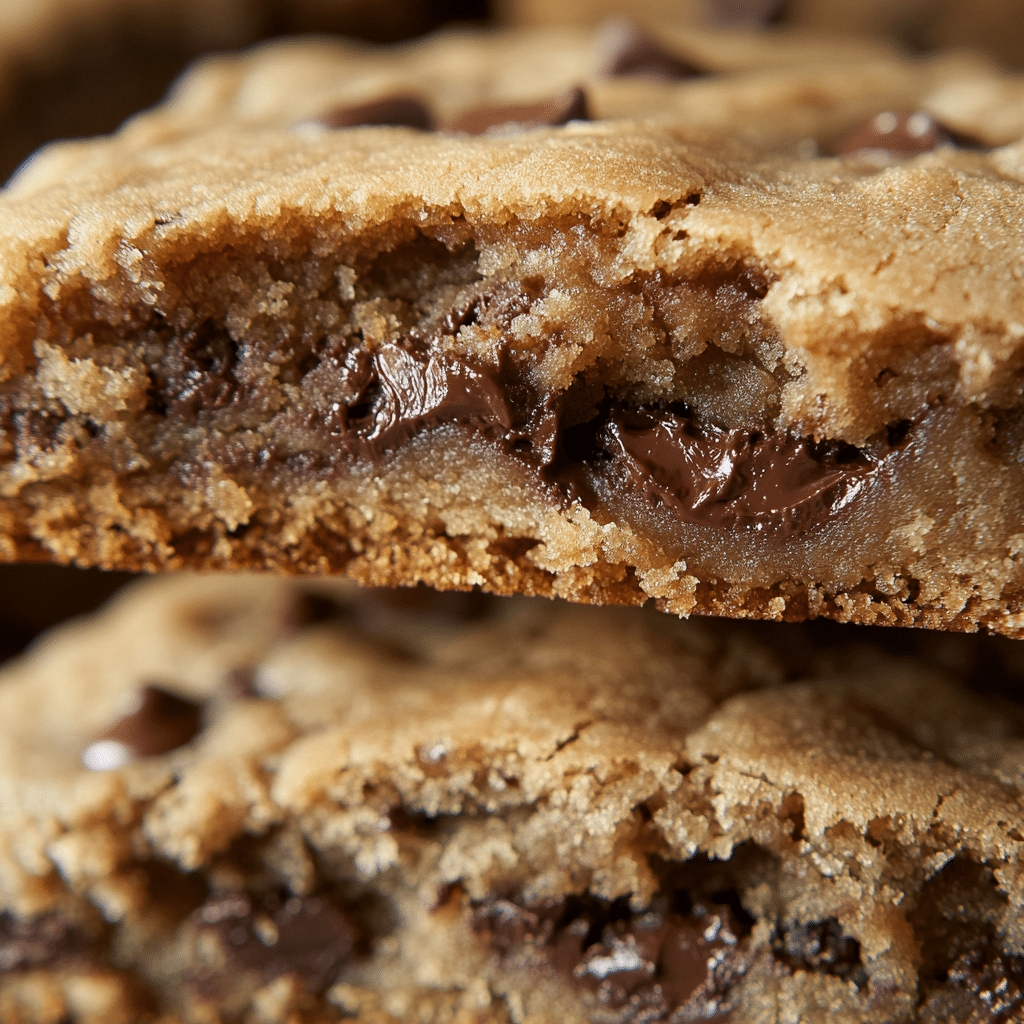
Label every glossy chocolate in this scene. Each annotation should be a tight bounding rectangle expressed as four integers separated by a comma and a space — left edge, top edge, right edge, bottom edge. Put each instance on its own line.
312, 337, 893, 538
834, 110, 951, 160
314, 93, 434, 131
320, 342, 520, 461
600, 408, 882, 536
574, 909, 743, 1013
452, 86, 589, 134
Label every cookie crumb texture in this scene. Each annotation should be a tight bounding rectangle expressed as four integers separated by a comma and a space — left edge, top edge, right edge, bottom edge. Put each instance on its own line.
1, 574, 1023, 1022
5, 30, 1024, 633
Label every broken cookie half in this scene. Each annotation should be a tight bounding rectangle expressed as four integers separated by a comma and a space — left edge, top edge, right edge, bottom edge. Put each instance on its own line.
3, 26, 1024, 633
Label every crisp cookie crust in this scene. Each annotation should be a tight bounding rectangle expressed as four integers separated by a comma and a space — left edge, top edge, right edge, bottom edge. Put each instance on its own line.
4, 28, 1024, 633
0, 573, 1023, 1022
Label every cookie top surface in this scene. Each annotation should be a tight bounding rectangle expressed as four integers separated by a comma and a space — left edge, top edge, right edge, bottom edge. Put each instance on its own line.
1, 574, 1023, 1021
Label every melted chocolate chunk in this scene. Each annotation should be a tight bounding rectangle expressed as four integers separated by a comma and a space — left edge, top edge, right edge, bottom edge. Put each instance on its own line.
313, 94, 434, 131
195, 891, 357, 992
167, 321, 239, 419
576, 909, 743, 1015
597, 20, 704, 79
0, 912, 99, 972
596, 408, 884, 537
293, 333, 897, 538
833, 110, 952, 161
473, 892, 747, 1019
316, 341, 530, 464
452, 86, 589, 134
948, 950, 1024, 1019
81, 684, 202, 770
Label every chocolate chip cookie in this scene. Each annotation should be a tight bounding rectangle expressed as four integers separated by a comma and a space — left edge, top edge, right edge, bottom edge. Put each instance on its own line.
1, 572, 1023, 1022
3, 26, 1024, 634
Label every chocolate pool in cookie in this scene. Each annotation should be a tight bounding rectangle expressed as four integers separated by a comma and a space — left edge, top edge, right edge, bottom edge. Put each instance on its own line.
2, 24, 1024, 635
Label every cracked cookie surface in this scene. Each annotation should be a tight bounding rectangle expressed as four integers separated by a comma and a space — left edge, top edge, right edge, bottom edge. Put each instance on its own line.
1, 573, 1023, 1022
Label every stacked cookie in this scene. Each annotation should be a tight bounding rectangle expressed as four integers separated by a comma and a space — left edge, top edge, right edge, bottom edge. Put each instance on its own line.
2, 17, 1024, 1024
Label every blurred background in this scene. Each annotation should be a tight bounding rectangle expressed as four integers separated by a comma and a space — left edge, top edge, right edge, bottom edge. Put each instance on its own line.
0, 0, 1022, 672
3, 0, 1024, 183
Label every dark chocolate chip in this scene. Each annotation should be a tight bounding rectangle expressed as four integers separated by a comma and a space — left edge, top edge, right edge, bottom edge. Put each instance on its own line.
452, 86, 589, 135
82, 684, 202, 770
0, 912, 98, 972
833, 110, 952, 161
297, 335, 523, 473
595, 406, 891, 538
704, 0, 789, 27
312, 94, 434, 131
577, 907, 744, 1014
195, 891, 357, 992
596, 20, 704, 79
